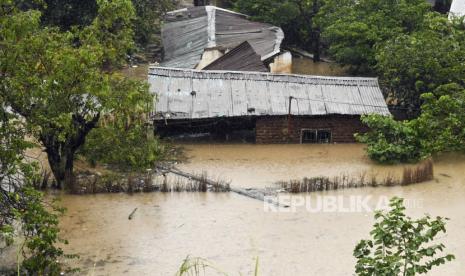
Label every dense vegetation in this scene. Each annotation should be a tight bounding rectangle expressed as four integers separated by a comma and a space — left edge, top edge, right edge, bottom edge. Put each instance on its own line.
234, 0, 464, 163
234, 0, 323, 60
1, 0, 463, 273
1, 0, 166, 189
319, 1, 465, 162
16, 0, 175, 51
357, 84, 465, 163
1, 0, 167, 272
354, 197, 454, 275
1, 93, 73, 274
331, 3, 465, 163
320, 0, 432, 75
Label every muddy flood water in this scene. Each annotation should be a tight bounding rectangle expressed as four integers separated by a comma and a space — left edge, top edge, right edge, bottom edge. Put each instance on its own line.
56, 144, 465, 275
291, 57, 348, 76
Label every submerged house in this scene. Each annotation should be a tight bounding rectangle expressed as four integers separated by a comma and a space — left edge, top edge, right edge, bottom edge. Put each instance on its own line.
149, 67, 390, 143
160, 6, 291, 73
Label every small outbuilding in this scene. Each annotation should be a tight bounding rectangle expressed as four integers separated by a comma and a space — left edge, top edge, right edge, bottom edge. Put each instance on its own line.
149, 67, 390, 143
161, 6, 291, 73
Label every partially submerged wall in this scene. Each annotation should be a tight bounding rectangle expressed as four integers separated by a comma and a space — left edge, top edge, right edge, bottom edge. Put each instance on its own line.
255, 115, 368, 144
196, 49, 224, 69
269, 52, 292, 73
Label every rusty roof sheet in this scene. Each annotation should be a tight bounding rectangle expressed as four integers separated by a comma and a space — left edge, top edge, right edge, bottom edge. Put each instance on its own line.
160, 6, 284, 69
149, 67, 391, 120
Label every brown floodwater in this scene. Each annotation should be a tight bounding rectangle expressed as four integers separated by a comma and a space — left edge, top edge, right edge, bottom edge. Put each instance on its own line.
55, 144, 465, 275
177, 144, 412, 188
291, 57, 348, 76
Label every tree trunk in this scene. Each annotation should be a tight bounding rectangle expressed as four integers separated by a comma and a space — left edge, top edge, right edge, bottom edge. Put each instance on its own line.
40, 113, 100, 191
64, 149, 76, 191
299, 0, 321, 62
43, 140, 66, 189
312, 29, 321, 62
44, 145, 75, 190
311, 0, 321, 62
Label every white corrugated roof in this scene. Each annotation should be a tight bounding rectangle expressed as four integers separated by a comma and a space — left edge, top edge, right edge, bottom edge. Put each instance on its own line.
149, 67, 391, 120
449, 0, 465, 19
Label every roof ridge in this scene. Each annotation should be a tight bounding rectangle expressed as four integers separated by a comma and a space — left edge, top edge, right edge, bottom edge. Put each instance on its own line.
148, 66, 379, 84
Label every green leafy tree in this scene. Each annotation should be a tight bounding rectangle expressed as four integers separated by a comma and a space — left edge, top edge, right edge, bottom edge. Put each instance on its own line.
132, 0, 176, 50
25, 0, 175, 52
0, 101, 73, 275
375, 14, 465, 107
412, 83, 465, 155
356, 115, 424, 163
357, 83, 465, 163
321, 0, 432, 74
354, 197, 455, 275
80, 79, 166, 173
38, 0, 98, 29
234, 0, 324, 61
0, 0, 156, 189
82, 122, 166, 173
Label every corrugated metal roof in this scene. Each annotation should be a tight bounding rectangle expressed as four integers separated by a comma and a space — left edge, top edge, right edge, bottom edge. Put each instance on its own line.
148, 67, 391, 120
203, 41, 268, 72
160, 6, 284, 68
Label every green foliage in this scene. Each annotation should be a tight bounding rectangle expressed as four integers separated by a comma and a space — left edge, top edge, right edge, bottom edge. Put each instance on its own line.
356, 115, 424, 163
0, 103, 73, 274
83, 123, 165, 173
1, 187, 74, 275
176, 256, 228, 276
412, 84, 465, 155
39, 0, 98, 29
234, 0, 301, 27
1, 0, 160, 188
80, 0, 136, 67
354, 197, 455, 275
176, 256, 259, 276
80, 77, 166, 172
25, 0, 175, 52
234, 0, 323, 56
16, 188, 77, 275
375, 14, 465, 106
131, 0, 176, 49
358, 84, 465, 163
321, 0, 432, 74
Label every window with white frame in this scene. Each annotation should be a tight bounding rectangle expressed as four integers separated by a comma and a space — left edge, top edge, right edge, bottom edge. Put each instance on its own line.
300, 129, 332, 144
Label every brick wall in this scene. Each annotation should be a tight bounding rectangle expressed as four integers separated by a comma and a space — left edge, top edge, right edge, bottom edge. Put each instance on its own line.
255, 115, 369, 144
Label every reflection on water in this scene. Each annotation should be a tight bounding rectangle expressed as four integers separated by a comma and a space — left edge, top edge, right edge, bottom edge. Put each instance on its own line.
292, 57, 347, 76
56, 145, 465, 275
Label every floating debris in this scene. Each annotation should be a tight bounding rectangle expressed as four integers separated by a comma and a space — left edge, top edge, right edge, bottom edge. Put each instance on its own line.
128, 208, 138, 220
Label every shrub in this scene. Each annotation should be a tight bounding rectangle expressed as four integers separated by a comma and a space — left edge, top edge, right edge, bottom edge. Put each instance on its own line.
354, 197, 454, 275
356, 115, 425, 163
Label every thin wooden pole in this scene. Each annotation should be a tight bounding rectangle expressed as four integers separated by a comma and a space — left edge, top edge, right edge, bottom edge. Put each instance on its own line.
287, 96, 293, 141
156, 165, 288, 207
